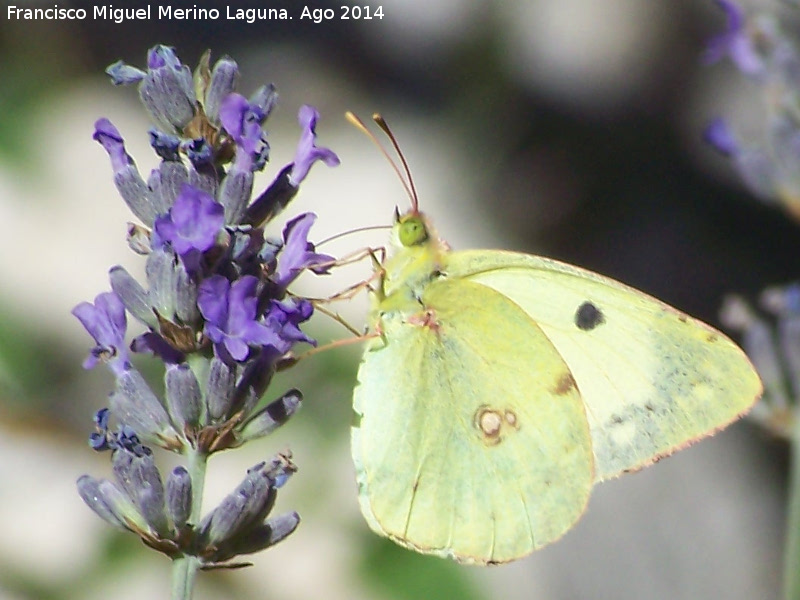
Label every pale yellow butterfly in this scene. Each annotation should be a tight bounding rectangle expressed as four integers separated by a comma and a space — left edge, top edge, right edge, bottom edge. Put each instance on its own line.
348, 113, 762, 565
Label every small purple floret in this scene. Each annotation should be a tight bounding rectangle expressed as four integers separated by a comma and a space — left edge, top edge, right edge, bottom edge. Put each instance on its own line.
72, 291, 130, 377
149, 129, 181, 160
703, 117, 740, 156
90, 408, 112, 451
199, 275, 315, 362
154, 184, 224, 256
93, 118, 133, 174
147, 45, 180, 70
219, 92, 269, 171
273, 212, 334, 291
704, 0, 764, 76
288, 105, 340, 186
106, 60, 146, 86
264, 298, 316, 350
199, 276, 279, 361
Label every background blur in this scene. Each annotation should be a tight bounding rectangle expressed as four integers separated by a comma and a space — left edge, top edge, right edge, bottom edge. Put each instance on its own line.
0, 0, 795, 598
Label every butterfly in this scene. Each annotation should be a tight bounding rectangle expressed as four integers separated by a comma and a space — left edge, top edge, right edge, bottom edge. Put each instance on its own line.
346, 114, 762, 565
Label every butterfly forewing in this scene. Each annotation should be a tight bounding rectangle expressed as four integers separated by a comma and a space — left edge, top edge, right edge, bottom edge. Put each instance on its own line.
445, 250, 762, 481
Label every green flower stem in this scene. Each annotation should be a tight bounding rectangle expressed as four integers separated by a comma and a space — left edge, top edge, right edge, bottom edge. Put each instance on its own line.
187, 443, 208, 524
784, 412, 800, 600
172, 555, 200, 600
171, 437, 209, 600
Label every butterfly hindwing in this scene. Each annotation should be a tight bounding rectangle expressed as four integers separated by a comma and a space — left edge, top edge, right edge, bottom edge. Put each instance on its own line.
352, 277, 594, 564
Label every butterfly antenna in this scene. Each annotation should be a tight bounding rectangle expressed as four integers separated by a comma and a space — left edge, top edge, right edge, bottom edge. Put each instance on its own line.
345, 111, 417, 213
316, 224, 392, 247
372, 114, 419, 214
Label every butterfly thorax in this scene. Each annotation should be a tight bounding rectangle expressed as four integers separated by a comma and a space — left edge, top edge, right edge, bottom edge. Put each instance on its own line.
374, 211, 448, 322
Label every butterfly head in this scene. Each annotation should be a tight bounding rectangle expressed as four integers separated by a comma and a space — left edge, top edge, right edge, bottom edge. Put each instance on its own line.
394, 208, 429, 248
390, 208, 448, 256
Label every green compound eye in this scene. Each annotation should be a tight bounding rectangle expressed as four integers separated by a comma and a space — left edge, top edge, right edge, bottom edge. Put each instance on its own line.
398, 216, 428, 247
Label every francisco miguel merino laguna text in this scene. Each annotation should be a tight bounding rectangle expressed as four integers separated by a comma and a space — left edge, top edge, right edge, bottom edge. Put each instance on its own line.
7, 5, 293, 23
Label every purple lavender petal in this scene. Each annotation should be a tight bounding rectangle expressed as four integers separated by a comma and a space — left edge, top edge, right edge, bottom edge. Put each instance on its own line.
265, 298, 316, 349
153, 184, 224, 256
704, 0, 764, 76
703, 117, 740, 156
273, 213, 335, 290
198, 275, 232, 328
219, 92, 268, 171
288, 105, 340, 186
199, 275, 290, 362
93, 119, 155, 225
72, 292, 130, 376
93, 118, 132, 174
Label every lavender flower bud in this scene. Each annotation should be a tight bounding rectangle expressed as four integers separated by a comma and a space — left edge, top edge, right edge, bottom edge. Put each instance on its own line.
112, 448, 168, 535
721, 295, 789, 409
106, 60, 146, 85
77, 475, 127, 529
147, 160, 189, 216
98, 478, 152, 535
244, 165, 297, 227
109, 265, 157, 329
139, 45, 196, 133
187, 160, 219, 199
175, 264, 200, 326
146, 248, 180, 319
198, 465, 276, 547
220, 512, 300, 558
219, 167, 254, 225
127, 223, 153, 255
205, 356, 237, 420
238, 389, 302, 443
131, 332, 186, 364
779, 315, 800, 399
205, 56, 240, 124
112, 369, 176, 443
166, 466, 192, 530
165, 363, 202, 429
249, 84, 278, 122
229, 354, 276, 418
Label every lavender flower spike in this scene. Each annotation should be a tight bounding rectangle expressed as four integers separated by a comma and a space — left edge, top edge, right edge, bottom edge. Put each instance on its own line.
77, 45, 338, 579
288, 105, 340, 186
72, 291, 130, 377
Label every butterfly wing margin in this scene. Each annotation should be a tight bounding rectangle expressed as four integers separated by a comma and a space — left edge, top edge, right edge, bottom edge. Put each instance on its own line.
445, 250, 762, 482
352, 277, 594, 563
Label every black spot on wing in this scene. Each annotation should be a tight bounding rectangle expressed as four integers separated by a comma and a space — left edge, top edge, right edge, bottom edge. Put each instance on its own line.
575, 301, 605, 331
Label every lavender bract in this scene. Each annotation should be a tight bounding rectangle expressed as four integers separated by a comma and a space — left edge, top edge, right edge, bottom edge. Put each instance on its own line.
75, 45, 339, 576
